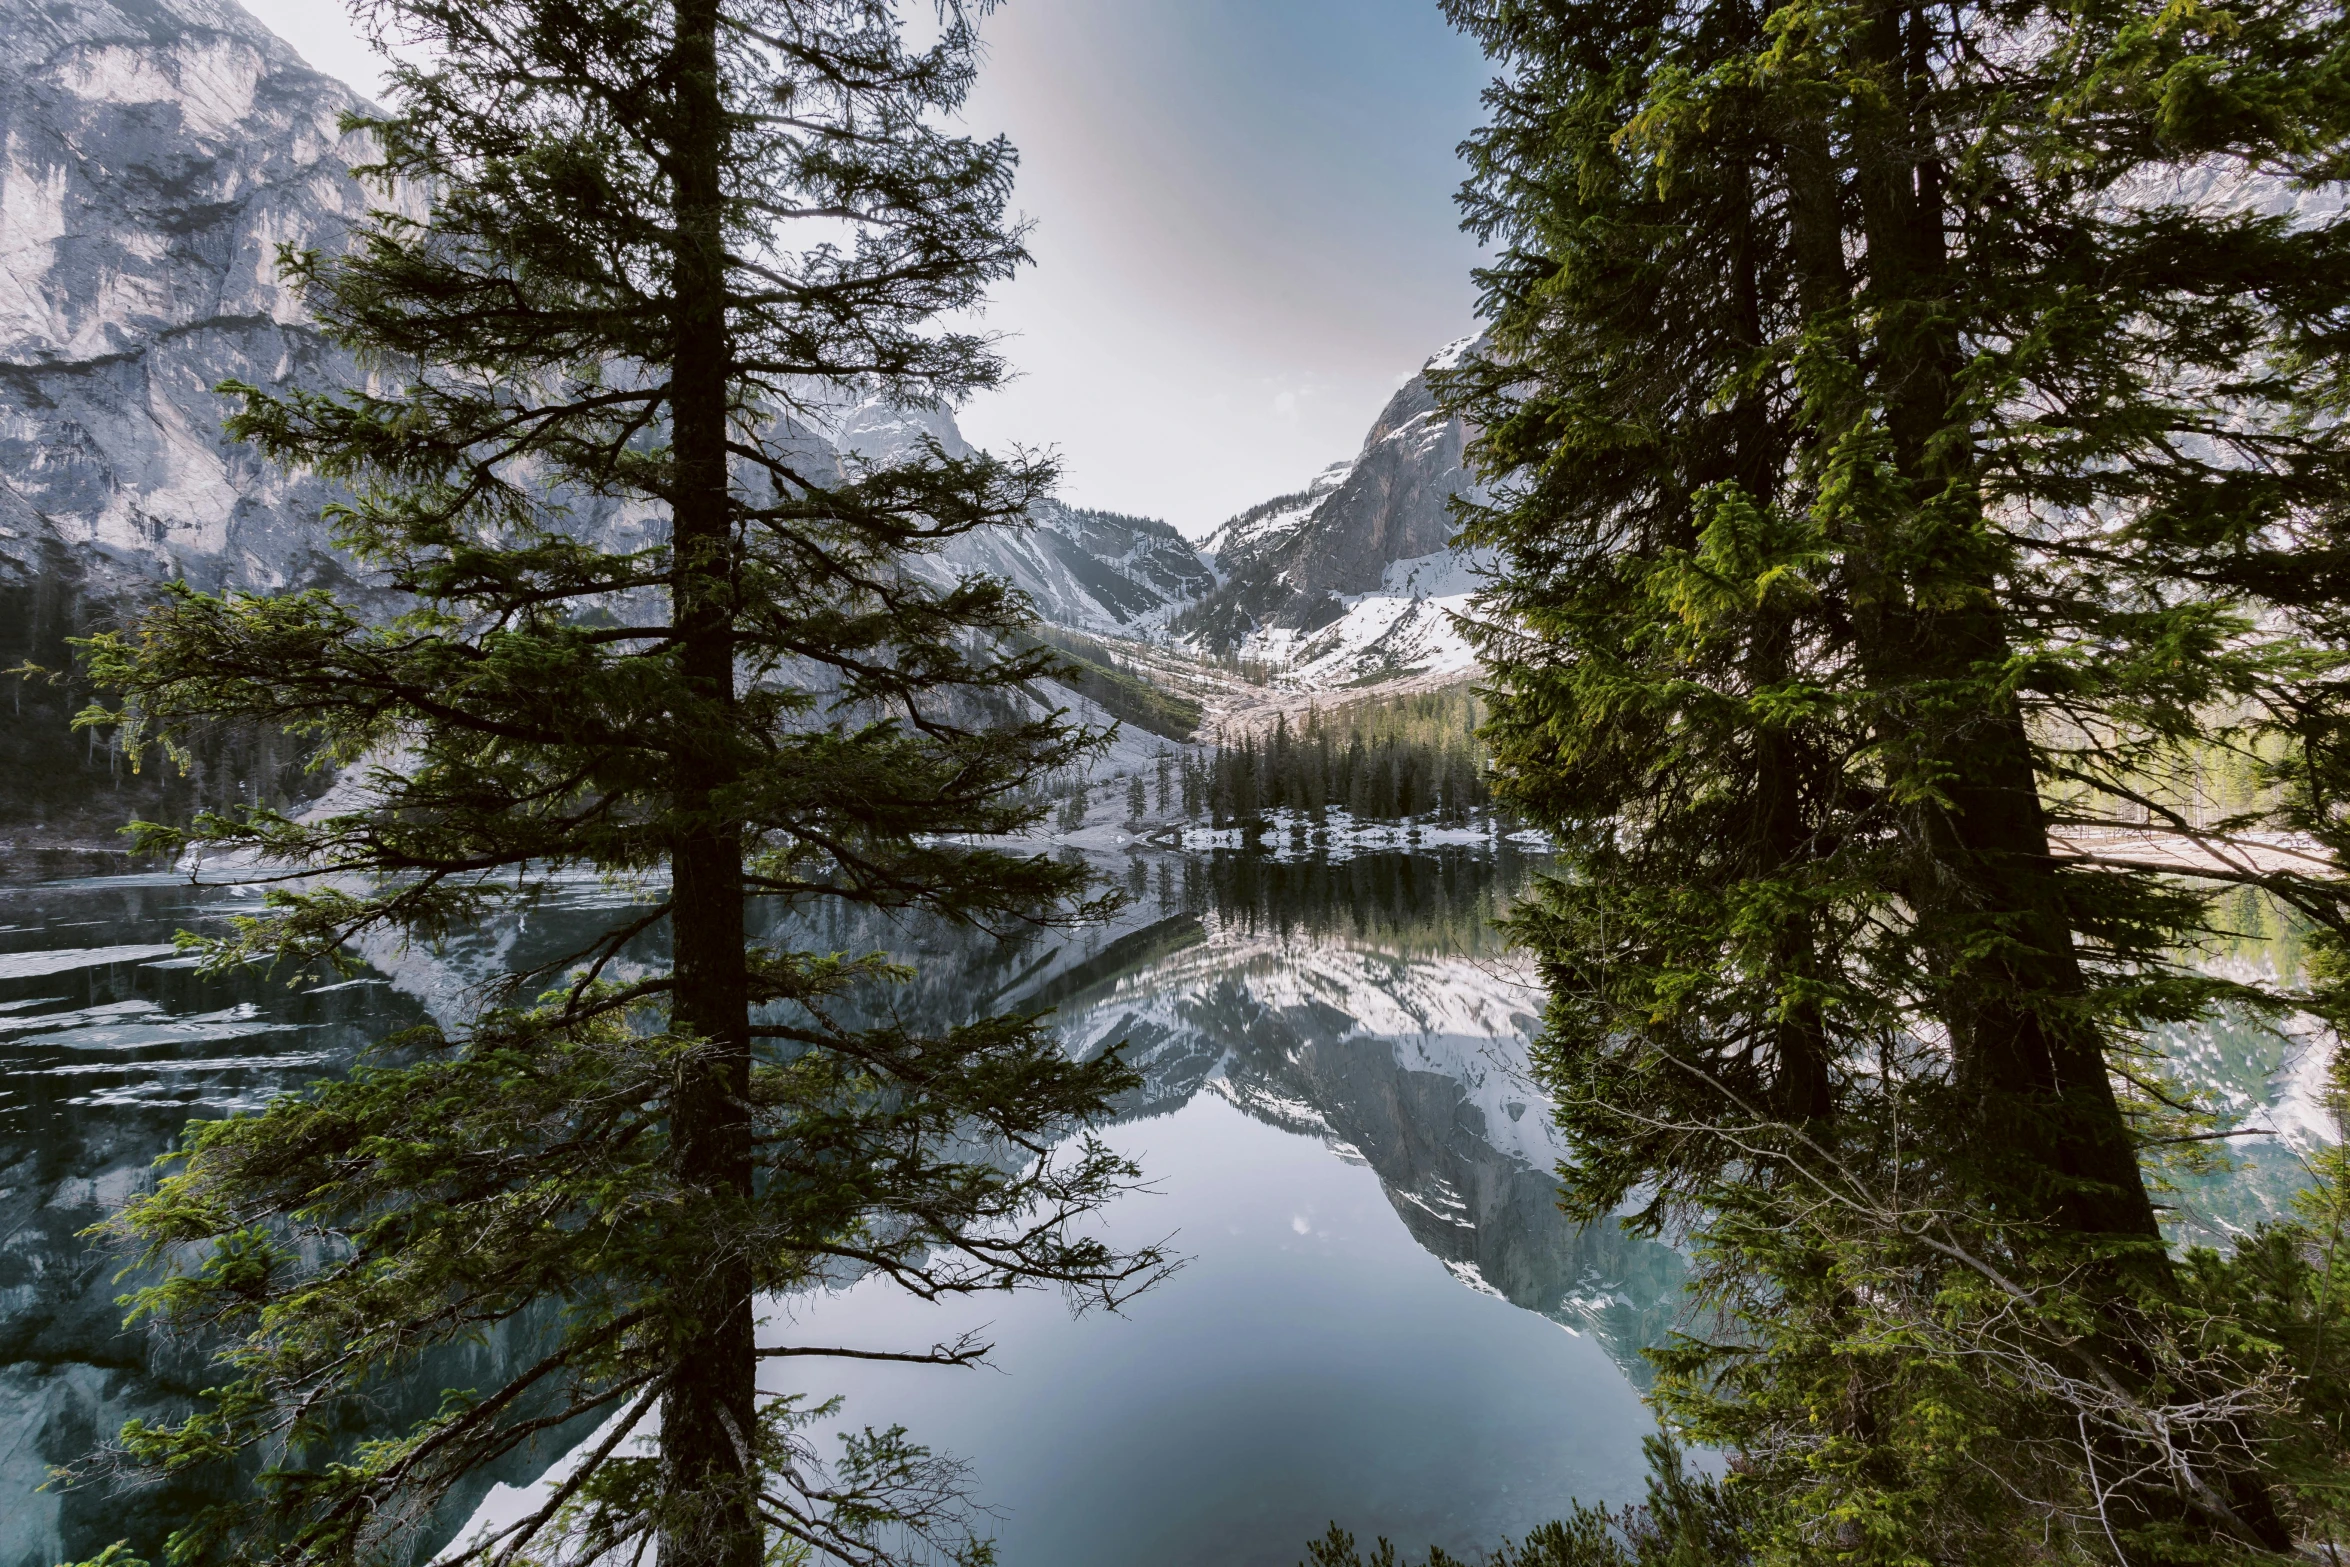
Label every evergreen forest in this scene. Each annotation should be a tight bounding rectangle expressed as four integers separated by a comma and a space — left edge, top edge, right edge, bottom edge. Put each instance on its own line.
18, 0, 2350, 1565
1411, 0, 2350, 1558
1023, 626, 1203, 743
1186, 686, 1495, 829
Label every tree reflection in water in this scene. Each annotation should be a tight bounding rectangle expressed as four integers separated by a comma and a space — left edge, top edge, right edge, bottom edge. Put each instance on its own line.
0, 849, 1685, 1567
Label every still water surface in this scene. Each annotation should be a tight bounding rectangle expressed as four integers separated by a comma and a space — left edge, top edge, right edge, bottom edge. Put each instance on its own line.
0, 852, 1682, 1567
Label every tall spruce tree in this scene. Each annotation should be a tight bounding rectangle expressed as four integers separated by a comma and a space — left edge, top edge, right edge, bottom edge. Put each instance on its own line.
57, 4, 1166, 1566
1440, 0, 2350, 1557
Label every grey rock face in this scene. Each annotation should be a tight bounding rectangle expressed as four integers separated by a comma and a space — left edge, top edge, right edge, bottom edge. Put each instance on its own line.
0, 0, 374, 847
0, 0, 1215, 841
1280, 372, 1472, 595
1182, 344, 1481, 652
0, 0, 373, 597
939, 497, 1212, 634
0, 0, 1214, 615
833, 394, 1212, 634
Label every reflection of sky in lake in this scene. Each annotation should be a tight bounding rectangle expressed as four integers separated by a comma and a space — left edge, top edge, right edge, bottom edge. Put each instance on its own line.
762, 1092, 1656, 1567
449, 851, 1678, 1565
8, 856, 1677, 1567
6, 854, 2330, 1567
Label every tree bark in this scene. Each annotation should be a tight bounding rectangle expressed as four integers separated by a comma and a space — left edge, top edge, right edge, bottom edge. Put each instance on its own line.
1825, 7, 2287, 1548
1721, 122, 1835, 1124
1837, 0, 2160, 1246
661, 4, 759, 1566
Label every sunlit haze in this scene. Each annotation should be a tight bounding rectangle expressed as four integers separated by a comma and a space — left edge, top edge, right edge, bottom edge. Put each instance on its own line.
233, 0, 1493, 537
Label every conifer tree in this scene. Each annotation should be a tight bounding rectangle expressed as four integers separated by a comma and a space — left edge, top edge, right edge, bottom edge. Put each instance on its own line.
60, 4, 1165, 1566
1188, 691, 1493, 833
1442, 0, 2350, 1556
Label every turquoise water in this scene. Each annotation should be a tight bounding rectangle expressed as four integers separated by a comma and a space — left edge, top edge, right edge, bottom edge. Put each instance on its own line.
0, 853, 1679, 1567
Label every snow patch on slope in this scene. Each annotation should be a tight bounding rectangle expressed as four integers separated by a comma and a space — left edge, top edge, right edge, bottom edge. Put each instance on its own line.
1203, 462, 1351, 566
1243, 580, 1484, 688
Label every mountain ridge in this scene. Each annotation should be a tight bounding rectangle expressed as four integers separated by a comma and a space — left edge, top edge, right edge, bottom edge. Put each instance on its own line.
0, 0, 1495, 848
0, 0, 373, 596
1177, 340, 1488, 686
0, 0, 1490, 651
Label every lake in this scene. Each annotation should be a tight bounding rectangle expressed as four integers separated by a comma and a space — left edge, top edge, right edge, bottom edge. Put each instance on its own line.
0, 850, 1686, 1567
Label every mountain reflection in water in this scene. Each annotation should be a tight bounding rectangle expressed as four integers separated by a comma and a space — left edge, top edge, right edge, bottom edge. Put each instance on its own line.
0, 850, 1685, 1567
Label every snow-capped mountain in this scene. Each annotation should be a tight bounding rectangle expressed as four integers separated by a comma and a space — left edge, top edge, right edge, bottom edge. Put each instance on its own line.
833, 395, 1212, 636
0, 0, 1213, 844
0, 0, 372, 598
0, 0, 1213, 627
1181, 339, 1491, 686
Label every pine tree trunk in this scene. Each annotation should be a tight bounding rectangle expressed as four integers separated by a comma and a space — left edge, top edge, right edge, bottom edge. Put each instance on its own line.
1830, 9, 2288, 1547
662, 3, 759, 1565
1838, 1, 2160, 1247
1721, 134, 1834, 1123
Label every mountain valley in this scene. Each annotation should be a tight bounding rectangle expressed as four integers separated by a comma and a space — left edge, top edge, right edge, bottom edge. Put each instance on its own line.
0, 0, 1501, 855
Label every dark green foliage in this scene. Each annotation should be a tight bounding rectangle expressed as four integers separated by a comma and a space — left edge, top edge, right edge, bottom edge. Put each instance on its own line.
1, 577, 327, 856
1024, 626, 1202, 742
1301, 1439, 1752, 1567
1440, 0, 2350, 1556
55, 5, 1167, 1567
1187, 685, 1494, 827
2184, 1049, 2350, 1558
85, 980, 1146, 1567
1193, 847, 1533, 957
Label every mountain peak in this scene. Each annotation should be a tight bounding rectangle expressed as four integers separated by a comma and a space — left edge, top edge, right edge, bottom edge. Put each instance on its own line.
0, 0, 372, 591
4, 0, 306, 57
0, 0, 1483, 702
1174, 351, 1483, 664
833, 395, 975, 466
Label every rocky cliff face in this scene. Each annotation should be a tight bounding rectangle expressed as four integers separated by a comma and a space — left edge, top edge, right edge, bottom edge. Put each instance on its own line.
835, 396, 1212, 635
0, 0, 1218, 844
0, 0, 372, 598
0, 0, 379, 851
1181, 340, 1485, 662
0, 0, 1217, 629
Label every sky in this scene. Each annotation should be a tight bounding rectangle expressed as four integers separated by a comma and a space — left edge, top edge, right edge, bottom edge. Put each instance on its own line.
237, 0, 1496, 538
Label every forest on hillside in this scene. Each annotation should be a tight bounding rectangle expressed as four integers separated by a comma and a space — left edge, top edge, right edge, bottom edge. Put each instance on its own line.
1187, 685, 1493, 826
1048, 684, 1500, 830
21, 0, 2350, 1565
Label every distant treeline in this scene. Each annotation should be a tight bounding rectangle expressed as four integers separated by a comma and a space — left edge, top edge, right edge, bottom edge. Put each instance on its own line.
1184, 684, 1493, 825
0, 577, 324, 857
1026, 625, 1203, 743
1182, 845, 1530, 954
